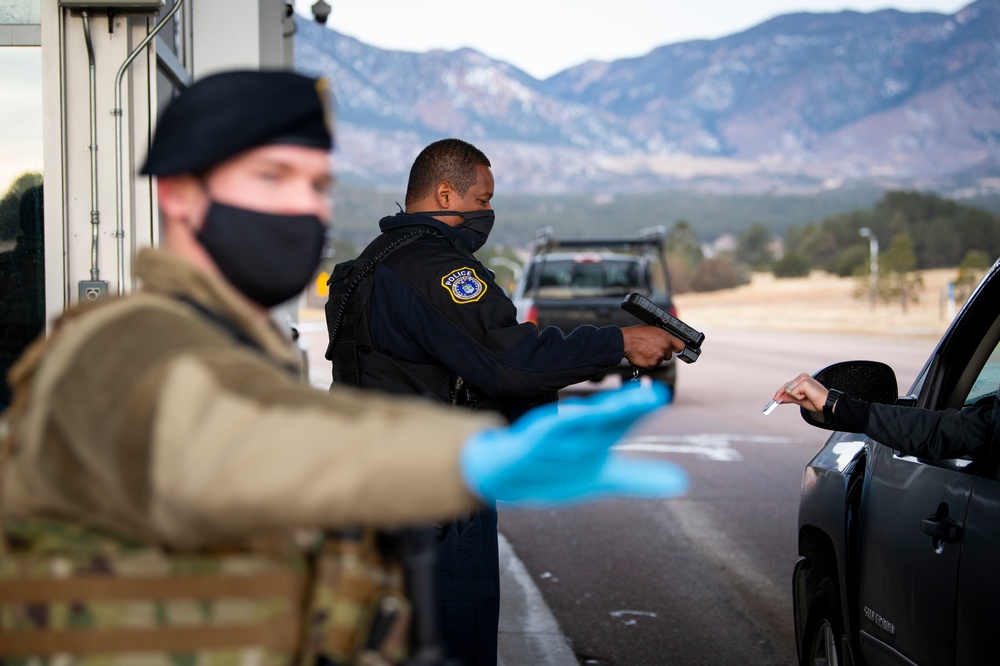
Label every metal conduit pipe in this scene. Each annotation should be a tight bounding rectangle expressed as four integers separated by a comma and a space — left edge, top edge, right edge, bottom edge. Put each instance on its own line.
114, 0, 186, 295
82, 11, 100, 281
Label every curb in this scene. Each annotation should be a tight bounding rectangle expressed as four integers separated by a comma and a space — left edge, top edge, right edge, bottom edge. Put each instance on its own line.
497, 532, 578, 666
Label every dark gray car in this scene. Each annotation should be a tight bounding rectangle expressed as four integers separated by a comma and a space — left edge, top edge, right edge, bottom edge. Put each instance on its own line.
793, 257, 1000, 665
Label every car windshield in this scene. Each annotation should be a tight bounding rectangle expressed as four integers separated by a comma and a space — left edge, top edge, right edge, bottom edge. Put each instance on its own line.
525, 257, 643, 298
965, 341, 1000, 406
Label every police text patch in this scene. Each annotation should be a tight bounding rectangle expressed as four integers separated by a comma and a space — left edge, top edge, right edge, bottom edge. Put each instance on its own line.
441, 267, 488, 304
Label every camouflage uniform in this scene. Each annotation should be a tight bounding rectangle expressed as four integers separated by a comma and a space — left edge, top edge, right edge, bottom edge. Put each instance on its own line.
0, 248, 499, 664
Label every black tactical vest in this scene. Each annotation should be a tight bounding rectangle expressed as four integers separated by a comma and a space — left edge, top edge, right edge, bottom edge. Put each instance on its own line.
325, 227, 457, 401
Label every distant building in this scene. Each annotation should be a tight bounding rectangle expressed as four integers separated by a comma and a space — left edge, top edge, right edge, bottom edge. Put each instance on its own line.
702, 232, 737, 259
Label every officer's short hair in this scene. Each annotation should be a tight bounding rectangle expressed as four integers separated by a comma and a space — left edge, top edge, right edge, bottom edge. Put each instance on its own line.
142, 70, 335, 176
405, 138, 491, 205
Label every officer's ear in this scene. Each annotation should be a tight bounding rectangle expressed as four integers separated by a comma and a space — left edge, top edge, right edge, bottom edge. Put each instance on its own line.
157, 174, 210, 232
434, 180, 453, 209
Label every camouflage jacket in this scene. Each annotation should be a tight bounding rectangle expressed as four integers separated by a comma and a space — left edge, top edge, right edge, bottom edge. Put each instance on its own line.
0, 248, 498, 664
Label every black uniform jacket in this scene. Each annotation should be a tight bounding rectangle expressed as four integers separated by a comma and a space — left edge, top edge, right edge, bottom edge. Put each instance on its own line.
338, 212, 626, 602
366, 213, 625, 416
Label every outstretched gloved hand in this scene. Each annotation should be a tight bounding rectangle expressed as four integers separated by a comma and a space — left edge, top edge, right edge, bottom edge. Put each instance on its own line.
460, 383, 688, 506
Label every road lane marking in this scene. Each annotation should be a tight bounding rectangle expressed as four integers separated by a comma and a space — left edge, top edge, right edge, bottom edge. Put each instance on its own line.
610, 610, 658, 618
617, 434, 797, 462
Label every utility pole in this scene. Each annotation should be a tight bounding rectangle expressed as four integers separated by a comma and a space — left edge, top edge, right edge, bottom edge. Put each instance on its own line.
859, 227, 879, 310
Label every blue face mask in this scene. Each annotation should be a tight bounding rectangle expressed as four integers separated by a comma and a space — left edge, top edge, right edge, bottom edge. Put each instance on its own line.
423, 209, 496, 252
196, 200, 327, 308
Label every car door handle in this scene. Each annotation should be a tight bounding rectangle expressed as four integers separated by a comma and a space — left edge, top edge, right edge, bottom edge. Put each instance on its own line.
919, 515, 963, 543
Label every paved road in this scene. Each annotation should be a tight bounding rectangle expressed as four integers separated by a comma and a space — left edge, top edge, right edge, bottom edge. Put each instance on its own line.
299, 317, 938, 665
498, 327, 937, 666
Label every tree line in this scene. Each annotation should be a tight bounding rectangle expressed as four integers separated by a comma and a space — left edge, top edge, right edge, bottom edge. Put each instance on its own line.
661, 190, 1000, 302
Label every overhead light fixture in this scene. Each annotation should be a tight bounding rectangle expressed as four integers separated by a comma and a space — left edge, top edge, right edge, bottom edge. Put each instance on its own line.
311, 0, 331, 24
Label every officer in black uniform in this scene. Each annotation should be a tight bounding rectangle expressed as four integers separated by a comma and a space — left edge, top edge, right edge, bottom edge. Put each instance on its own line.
326, 138, 686, 666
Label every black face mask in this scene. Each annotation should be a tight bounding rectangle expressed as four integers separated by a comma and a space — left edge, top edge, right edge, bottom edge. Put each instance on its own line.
196, 200, 327, 308
423, 209, 496, 252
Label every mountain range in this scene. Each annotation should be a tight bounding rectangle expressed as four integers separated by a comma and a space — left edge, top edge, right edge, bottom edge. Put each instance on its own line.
294, 0, 1000, 197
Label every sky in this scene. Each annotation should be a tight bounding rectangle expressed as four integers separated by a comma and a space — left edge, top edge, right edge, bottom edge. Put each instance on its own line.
293, 0, 971, 79
0, 48, 43, 200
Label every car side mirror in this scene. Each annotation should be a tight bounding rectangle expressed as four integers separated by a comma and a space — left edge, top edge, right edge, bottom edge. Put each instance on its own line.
801, 360, 899, 431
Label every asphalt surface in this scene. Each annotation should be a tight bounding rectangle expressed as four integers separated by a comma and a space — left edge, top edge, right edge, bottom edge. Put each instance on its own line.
498, 328, 935, 665
299, 319, 937, 665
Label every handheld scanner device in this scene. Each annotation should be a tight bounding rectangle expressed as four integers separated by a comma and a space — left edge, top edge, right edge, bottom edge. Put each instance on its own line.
621, 293, 705, 364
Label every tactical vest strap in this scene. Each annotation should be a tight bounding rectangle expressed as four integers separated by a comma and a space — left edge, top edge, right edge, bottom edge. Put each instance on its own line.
325, 227, 439, 360
0, 621, 300, 656
0, 569, 301, 601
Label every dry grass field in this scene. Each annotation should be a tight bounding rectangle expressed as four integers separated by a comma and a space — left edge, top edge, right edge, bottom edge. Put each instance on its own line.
674, 268, 962, 339
301, 268, 968, 341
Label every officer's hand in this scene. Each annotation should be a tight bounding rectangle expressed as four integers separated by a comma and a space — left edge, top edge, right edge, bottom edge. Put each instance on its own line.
460, 383, 688, 505
621, 325, 686, 368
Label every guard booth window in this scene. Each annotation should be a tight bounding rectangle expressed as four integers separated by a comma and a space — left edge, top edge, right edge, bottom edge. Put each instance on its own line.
0, 45, 44, 411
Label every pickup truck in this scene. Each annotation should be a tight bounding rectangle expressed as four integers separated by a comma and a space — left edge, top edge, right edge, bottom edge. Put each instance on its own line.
511, 226, 679, 396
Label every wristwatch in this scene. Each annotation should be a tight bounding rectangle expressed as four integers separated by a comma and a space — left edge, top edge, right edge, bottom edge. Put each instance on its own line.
823, 388, 843, 421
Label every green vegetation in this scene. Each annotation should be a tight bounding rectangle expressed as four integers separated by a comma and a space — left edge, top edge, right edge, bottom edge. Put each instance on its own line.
860, 233, 924, 311
326, 185, 1000, 295
326, 183, 891, 250
954, 250, 993, 303
784, 190, 1000, 275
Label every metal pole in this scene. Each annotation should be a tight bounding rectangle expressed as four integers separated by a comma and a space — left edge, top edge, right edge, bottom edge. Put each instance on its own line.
82, 11, 100, 281
859, 228, 878, 310
114, 0, 187, 295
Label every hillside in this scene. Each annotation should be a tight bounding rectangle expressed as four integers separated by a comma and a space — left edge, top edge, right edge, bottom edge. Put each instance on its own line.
297, 0, 1000, 198
327, 183, 1000, 252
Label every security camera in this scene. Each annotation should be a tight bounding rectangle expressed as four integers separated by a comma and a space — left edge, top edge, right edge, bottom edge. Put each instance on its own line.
311, 0, 331, 24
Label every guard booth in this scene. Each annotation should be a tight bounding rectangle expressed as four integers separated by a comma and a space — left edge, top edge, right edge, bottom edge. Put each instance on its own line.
0, 0, 322, 408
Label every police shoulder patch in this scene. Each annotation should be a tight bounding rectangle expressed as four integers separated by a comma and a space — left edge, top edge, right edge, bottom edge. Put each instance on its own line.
440, 266, 488, 304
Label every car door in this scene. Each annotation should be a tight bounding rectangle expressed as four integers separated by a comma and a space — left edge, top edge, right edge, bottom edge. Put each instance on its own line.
855, 265, 1000, 666
855, 441, 972, 665
952, 344, 1000, 665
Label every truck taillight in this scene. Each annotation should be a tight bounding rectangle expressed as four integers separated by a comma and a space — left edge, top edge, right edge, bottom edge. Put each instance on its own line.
669, 305, 678, 318
525, 304, 538, 325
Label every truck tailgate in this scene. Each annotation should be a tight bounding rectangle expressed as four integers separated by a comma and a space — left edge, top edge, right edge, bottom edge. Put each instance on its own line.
534, 298, 644, 331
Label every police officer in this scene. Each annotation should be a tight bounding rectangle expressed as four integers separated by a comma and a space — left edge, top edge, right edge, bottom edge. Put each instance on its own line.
326, 138, 688, 665
0, 71, 688, 665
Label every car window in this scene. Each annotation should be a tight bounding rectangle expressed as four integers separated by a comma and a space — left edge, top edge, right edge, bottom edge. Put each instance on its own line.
646, 255, 668, 295
527, 257, 643, 298
964, 340, 1000, 406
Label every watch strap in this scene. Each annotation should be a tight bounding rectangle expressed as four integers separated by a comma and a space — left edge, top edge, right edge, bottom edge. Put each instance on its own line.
823, 388, 844, 420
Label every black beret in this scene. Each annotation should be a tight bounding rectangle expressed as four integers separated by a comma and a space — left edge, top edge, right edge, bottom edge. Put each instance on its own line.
141, 70, 334, 176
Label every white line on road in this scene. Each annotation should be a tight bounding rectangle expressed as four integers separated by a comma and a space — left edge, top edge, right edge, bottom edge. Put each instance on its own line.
617, 434, 798, 462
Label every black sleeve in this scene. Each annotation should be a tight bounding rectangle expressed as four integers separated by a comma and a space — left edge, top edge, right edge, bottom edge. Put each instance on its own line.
372, 256, 624, 397
829, 394, 871, 433
858, 400, 994, 460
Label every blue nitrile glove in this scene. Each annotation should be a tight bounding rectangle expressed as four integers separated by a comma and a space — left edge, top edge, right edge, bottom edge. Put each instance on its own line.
460, 383, 688, 506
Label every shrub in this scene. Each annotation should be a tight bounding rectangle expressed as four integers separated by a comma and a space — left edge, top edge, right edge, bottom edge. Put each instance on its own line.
691, 256, 741, 292
772, 251, 812, 278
